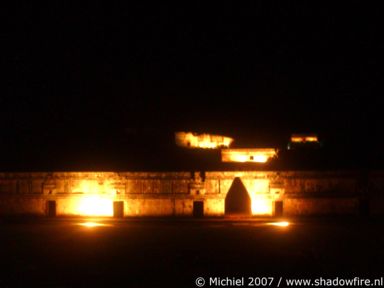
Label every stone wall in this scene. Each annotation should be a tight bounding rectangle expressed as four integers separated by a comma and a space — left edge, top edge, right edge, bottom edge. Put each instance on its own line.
0, 171, 383, 217
0, 196, 46, 215
283, 198, 359, 216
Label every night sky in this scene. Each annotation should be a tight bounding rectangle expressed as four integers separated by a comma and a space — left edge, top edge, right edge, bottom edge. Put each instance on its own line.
1, 2, 382, 170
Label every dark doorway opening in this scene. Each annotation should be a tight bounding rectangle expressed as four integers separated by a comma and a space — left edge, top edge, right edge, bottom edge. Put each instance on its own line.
46, 200, 56, 217
113, 201, 124, 218
193, 201, 204, 218
225, 177, 251, 216
359, 198, 370, 217
274, 201, 283, 217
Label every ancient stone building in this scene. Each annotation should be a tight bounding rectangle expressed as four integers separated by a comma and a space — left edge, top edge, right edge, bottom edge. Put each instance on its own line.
175, 132, 234, 149
1, 170, 383, 217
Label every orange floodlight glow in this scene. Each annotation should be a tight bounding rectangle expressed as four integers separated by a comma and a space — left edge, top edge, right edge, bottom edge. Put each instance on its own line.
175, 132, 234, 149
221, 148, 277, 163
77, 196, 113, 216
77, 222, 111, 228
251, 199, 273, 215
62, 179, 117, 216
268, 221, 290, 227
291, 134, 319, 143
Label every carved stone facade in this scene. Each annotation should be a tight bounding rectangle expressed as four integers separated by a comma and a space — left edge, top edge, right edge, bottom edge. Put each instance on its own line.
0, 171, 383, 217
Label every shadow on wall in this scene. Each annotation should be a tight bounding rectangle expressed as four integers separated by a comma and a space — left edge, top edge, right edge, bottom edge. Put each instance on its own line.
225, 177, 251, 216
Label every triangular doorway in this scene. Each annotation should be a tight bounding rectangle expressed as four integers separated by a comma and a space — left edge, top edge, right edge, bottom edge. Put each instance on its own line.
225, 177, 251, 216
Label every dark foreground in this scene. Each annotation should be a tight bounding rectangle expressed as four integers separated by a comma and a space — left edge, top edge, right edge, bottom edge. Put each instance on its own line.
1, 217, 384, 288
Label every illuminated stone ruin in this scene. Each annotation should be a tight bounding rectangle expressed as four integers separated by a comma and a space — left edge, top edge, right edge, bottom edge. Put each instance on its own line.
221, 148, 278, 163
290, 134, 319, 143
288, 133, 320, 150
175, 132, 234, 149
1, 171, 383, 218
1, 133, 383, 218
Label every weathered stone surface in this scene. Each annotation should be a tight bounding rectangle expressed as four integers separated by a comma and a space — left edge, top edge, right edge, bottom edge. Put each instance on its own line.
284, 198, 358, 215
0, 171, 383, 216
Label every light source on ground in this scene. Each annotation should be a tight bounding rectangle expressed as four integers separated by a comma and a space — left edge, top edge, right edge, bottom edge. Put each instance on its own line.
77, 221, 110, 228
268, 221, 290, 227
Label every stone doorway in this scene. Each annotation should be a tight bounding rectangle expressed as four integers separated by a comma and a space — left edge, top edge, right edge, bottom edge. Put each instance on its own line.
113, 201, 124, 218
46, 200, 56, 217
274, 201, 283, 217
193, 201, 204, 217
225, 177, 251, 216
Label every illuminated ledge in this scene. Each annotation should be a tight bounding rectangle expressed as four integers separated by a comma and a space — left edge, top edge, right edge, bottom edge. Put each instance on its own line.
221, 148, 278, 163
291, 134, 319, 143
175, 131, 234, 149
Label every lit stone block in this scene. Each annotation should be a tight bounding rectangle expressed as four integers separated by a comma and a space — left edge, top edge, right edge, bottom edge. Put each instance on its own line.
175, 131, 234, 149
221, 148, 277, 163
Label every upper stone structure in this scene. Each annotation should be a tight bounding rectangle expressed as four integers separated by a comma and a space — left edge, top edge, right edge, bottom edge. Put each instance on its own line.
221, 148, 278, 163
175, 132, 234, 149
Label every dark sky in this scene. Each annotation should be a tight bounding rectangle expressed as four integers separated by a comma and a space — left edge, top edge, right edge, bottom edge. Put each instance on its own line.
1, 2, 382, 170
